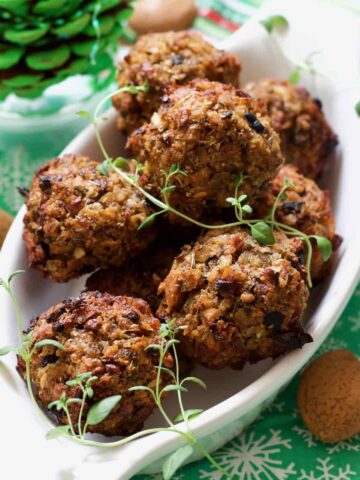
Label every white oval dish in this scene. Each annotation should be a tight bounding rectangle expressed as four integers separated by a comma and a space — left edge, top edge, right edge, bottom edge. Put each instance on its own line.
1, 1, 360, 479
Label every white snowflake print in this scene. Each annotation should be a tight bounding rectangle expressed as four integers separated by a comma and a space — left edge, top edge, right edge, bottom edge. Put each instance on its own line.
258, 400, 285, 420
299, 458, 356, 480
292, 425, 317, 448
326, 434, 360, 455
199, 429, 296, 480
348, 315, 360, 333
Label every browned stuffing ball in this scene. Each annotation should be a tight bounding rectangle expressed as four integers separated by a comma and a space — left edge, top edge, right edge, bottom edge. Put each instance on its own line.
244, 79, 338, 178
86, 244, 179, 313
23, 154, 155, 282
112, 30, 241, 133
254, 165, 337, 282
127, 79, 284, 221
157, 227, 311, 370
17, 291, 172, 436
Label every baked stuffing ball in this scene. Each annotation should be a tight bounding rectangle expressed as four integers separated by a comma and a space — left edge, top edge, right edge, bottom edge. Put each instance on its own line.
17, 291, 172, 436
254, 165, 337, 282
112, 31, 241, 133
23, 154, 155, 282
127, 79, 284, 221
244, 79, 338, 178
86, 245, 179, 313
157, 227, 311, 369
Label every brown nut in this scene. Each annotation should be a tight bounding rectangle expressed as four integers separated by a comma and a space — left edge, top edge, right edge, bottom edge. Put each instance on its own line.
0, 209, 13, 248
298, 349, 360, 443
130, 0, 197, 34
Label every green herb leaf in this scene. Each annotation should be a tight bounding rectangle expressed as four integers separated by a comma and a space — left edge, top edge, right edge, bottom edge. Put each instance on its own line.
161, 185, 177, 195
76, 110, 91, 120
260, 15, 289, 33
181, 376, 207, 389
0, 345, 18, 356
138, 212, 160, 230
86, 395, 122, 425
145, 343, 162, 351
155, 366, 176, 379
46, 425, 71, 440
97, 160, 109, 176
128, 386, 154, 393
8, 270, 25, 285
34, 339, 65, 351
288, 68, 301, 85
235, 174, 244, 187
169, 164, 179, 175
238, 194, 247, 203
66, 372, 93, 386
250, 221, 275, 245
226, 197, 238, 206
113, 157, 130, 171
242, 205, 253, 215
173, 408, 203, 424
66, 398, 83, 405
162, 384, 188, 393
163, 445, 194, 480
355, 101, 360, 117
313, 236, 332, 262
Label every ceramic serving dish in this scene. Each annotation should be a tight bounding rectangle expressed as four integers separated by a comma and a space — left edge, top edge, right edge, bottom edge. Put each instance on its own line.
1, 1, 360, 479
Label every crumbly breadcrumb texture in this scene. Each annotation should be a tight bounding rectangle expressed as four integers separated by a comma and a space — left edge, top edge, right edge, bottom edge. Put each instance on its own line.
112, 31, 241, 133
157, 227, 311, 369
244, 79, 338, 178
17, 291, 172, 436
127, 78, 284, 221
255, 164, 337, 282
23, 154, 154, 282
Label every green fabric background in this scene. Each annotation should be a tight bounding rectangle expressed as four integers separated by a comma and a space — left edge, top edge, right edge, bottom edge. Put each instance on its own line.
0, 1, 359, 479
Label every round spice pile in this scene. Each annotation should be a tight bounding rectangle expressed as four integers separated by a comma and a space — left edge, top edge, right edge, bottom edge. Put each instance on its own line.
127, 78, 284, 221
23, 154, 155, 282
17, 291, 173, 436
298, 349, 360, 443
112, 30, 241, 133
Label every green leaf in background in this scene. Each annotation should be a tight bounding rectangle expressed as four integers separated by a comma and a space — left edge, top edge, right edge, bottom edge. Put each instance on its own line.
86, 395, 122, 426
0, 345, 18, 356
163, 445, 194, 480
260, 15, 288, 33
173, 409, 203, 424
46, 425, 71, 440
355, 100, 360, 117
313, 235, 332, 262
250, 221, 275, 245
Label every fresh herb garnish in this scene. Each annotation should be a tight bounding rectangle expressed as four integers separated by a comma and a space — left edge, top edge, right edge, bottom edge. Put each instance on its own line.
260, 15, 289, 33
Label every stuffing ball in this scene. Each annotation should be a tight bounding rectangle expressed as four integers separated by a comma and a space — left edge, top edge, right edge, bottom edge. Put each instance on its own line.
17, 291, 172, 436
254, 165, 337, 282
23, 154, 155, 282
86, 245, 179, 313
244, 79, 338, 178
127, 79, 284, 221
112, 31, 241, 133
157, 227, 311, 369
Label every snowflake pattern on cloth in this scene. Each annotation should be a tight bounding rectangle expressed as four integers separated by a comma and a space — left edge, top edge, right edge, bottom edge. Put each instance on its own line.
199, 430, 295, 480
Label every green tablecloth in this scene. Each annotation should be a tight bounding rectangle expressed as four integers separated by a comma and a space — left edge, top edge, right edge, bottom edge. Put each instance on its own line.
0, 1, 359, 479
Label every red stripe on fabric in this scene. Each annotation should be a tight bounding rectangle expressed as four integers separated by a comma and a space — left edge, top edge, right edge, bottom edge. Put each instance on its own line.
198, 7, 240, 31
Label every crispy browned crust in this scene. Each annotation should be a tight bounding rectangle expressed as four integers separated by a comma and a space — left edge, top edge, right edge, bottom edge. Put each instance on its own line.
255, 165, 336, 282
127, 78, 284, 222
23, 154, 155, 282
157, 227, 311, 370
17, 291, 172, 436
112, 31, 241, 133
244, 79, 338, 178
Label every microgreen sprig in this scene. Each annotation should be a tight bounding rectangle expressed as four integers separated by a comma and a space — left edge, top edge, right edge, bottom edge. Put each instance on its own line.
0, 274, 231, 479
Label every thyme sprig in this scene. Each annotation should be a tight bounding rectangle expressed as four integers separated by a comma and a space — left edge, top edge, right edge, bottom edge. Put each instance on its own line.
0, 275, 230, 479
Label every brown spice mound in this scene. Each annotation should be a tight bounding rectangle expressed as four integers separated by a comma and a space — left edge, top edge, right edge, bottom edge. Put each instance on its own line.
298, 349, 360, 443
